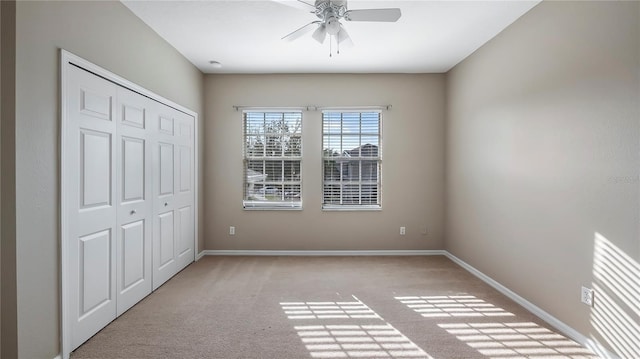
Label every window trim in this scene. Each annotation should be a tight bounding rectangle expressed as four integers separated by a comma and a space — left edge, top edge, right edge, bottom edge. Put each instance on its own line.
321, 109, 382, 211
321, 204, 382, 212
242, 109, 303, 210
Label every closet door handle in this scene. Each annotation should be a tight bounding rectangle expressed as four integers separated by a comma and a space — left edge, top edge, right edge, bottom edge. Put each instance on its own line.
164, 202, 168, 207
130, 209, 136, 215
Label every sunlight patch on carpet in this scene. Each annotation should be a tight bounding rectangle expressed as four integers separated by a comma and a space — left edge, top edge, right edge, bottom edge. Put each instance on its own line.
281, 295, 433, 358
294, 324, 432, 359
395, 295, 515, 318
438, 322, 601, 359
280, 298, 380, 320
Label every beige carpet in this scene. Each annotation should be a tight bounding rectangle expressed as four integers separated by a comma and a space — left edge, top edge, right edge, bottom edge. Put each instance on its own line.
71, 256, 600, 359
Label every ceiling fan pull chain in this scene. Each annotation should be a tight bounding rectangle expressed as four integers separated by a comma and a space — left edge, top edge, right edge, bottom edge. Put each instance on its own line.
330, 35, 333, 57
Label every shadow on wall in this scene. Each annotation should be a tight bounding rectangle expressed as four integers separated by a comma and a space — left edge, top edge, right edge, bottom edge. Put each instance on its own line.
591, 233, 640, 358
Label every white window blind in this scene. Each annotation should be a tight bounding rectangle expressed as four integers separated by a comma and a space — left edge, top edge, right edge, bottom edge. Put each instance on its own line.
322, 110, 381, 210
243, 111, 302, 209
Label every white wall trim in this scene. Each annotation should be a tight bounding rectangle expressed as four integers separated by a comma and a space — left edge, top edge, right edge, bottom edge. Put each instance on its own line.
444, 252, 619, 359
60, 49, 71, 359
195, 250, 207, 261
201, 249, 446, 256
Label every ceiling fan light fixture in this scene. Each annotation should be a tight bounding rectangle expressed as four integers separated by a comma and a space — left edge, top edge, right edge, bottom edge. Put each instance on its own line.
325, 16, 341, 35
312, 24, 327, 43
336, 26, 352, 45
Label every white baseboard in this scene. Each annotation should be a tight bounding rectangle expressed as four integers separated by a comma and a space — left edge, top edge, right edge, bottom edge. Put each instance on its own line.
201, 249, 446, 256
444, 252, 619, 359
195, 250, 206, 261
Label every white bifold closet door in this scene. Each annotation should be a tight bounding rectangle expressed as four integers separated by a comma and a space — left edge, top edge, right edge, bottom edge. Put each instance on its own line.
65, 64, 194, 351
115, 86, 154, 315
66, 65, 120, 349
152, 100, 195, 290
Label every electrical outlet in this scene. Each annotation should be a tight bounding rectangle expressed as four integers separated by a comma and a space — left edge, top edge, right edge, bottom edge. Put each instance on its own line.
581, 286, 594, 307
229, 226, 235, 236
400, 227, 406, 235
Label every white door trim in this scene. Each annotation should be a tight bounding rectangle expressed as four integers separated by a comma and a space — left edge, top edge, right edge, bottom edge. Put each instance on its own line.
60, 49, 199, 359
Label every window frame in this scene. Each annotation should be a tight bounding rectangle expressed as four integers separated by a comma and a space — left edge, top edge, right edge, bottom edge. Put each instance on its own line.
242, 109, 303, 210
321, 109, 382, 211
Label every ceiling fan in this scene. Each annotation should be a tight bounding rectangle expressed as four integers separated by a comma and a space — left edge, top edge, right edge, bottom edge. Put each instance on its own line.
276, 0, 402, 55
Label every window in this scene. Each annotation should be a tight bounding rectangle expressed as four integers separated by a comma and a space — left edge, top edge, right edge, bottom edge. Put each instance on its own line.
243, 111, 302, 209
322, 110, 381, 209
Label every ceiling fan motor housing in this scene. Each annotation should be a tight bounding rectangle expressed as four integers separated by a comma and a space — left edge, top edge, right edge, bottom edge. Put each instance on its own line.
315, 0, 347, 22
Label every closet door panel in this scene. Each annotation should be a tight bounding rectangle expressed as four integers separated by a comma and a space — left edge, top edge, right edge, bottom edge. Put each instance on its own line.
176, 206, 193, 261
80, 130, 112, 207
159, 142, 175, 196
158, 211, 175, 266
66, 65, 118, 350
121, 220, 145, 289
78, 229, 113, 316
121, 137, 145, 202
152, 105, 196, 285
179, 145, 191, 193
115, 88, 153, 316
152, 105, 178, 290
174, 113, 195, 271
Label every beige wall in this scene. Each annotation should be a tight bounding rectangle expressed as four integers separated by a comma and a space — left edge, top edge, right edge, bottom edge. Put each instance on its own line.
1, 1, 17, 357
204, 74, 445, 251
446, 1, 639, 356
15, 1, 204, 358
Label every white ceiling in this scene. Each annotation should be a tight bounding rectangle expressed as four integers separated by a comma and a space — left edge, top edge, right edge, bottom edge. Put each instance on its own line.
122, 0, 540, 74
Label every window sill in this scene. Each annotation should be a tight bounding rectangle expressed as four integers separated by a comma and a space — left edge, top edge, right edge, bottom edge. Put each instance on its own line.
243, 202, 303, 211
244, 207, 303, 211
322, 205, 382, 212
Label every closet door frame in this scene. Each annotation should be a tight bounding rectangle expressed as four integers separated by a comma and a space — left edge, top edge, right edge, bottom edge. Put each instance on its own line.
60, 50, 199, 359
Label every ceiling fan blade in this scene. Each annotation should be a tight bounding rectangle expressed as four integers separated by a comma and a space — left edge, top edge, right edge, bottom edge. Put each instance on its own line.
271, 0, 316, 11
282, 21, 321, 41
312, 24, 327, 44
337, 26, 354, 47
345, 8, 402, 22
